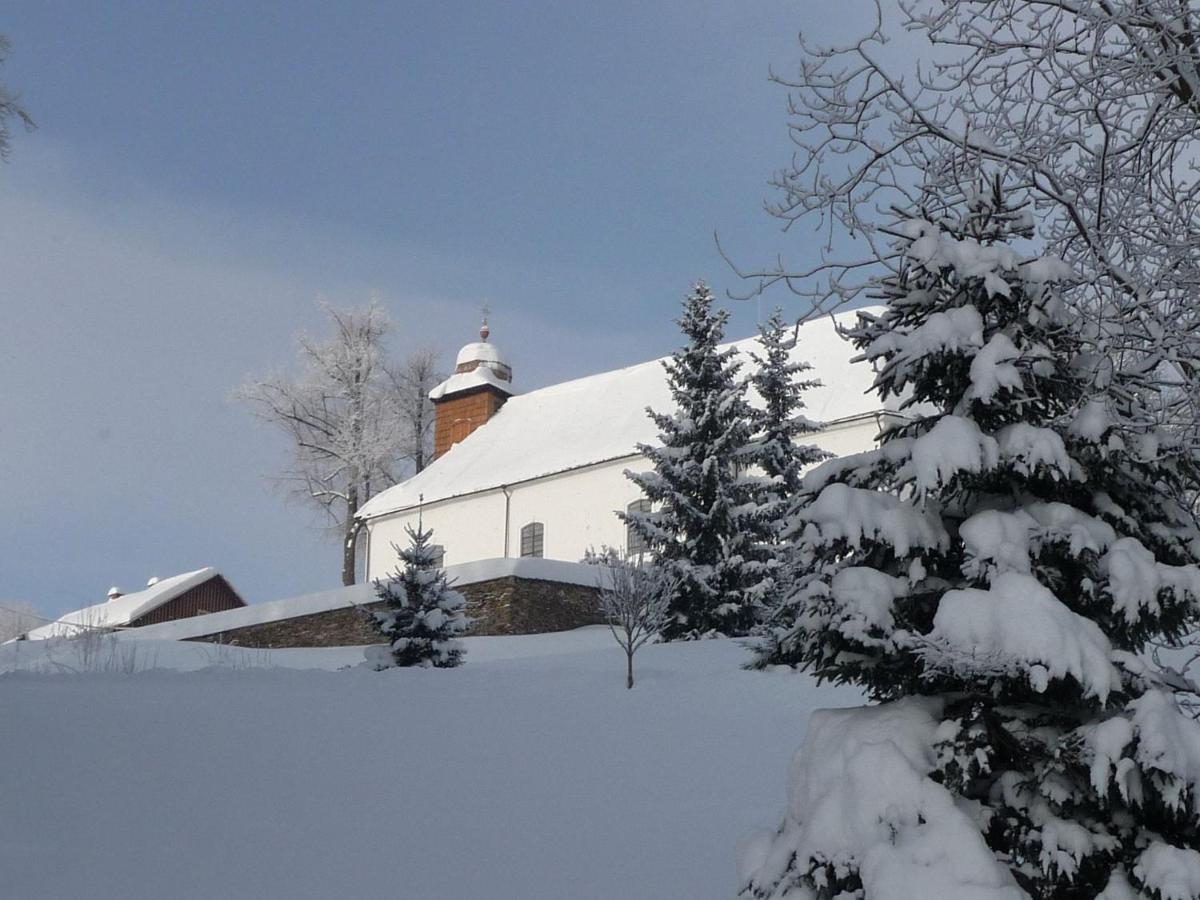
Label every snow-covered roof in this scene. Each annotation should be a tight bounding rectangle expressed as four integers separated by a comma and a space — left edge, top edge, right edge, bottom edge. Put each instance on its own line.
455, 340, 508, 369
359, 306, 885, 520
432, 330, 515, 400
429, 366, 515, 400
24, 568, 223, 640
123, 558, 613, 642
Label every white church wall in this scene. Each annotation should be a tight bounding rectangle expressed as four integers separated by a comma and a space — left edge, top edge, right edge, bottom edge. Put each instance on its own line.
364, 413, 882, 579
364, 456, 650, 578
504, 457, 653, 560
366, 490, 507, 576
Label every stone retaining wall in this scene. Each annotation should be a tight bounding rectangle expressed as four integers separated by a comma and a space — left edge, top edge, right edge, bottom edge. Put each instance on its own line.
184, 576, 602, 648
464, 576, 602, 636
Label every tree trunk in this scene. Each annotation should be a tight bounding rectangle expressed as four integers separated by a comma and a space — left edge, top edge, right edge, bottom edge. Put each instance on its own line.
343, 487, 360, 586
342, 529, 357, 586
626, 649, 634, 689
413, 404, 427, 473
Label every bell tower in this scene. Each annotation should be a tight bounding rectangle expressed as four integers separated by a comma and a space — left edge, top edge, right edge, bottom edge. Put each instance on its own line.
429, 320, 515, 459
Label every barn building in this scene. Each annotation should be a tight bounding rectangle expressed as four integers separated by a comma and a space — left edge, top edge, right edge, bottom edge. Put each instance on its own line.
22, 568, 246, 640
356, 307, 886, 581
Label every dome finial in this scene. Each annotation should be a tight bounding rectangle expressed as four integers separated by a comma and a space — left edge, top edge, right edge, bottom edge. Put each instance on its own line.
446, 306, 511, 383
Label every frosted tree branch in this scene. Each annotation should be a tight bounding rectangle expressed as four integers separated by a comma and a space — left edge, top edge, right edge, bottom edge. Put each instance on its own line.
734, 0, 1200, 454
235, 300, 443, 584
0, 36, 33, 161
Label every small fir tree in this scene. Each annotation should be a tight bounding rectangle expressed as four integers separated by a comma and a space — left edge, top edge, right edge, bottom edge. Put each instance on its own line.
622, 282, 759, 640
366, 523, 467, 669
741, 179, 1200, 899
744, 308, 829, 624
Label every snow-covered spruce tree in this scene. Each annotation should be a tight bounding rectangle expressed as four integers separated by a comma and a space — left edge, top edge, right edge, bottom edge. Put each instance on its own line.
365, 524, 467, 669
744, 309, 828, 630
739, 181, 1200, 899
622, 282, 759, 640
749, 308, 826, 507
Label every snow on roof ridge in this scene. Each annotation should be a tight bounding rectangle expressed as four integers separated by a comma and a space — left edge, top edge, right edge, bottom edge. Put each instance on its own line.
480, 330, 770, 403
23, 567, 220, 640
359, 306, 884, 520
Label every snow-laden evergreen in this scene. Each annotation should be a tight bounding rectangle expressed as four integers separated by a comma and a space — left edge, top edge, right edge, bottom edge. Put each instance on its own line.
366, 524, 467, 669
622, 282, 759, 640
749, 309, 827, 505
745, 308, 829, 629
740, 181, 1200, 899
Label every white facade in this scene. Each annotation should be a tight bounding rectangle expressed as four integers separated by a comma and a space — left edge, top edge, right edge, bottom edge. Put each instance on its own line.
359, 307, 889, 580
363, 414, 882, 578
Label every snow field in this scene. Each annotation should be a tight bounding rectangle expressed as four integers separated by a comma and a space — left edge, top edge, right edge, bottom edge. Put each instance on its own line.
0, 629, 862, 900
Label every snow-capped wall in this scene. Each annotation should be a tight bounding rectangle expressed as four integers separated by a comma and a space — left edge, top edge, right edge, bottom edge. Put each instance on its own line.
127, 557, 611, 642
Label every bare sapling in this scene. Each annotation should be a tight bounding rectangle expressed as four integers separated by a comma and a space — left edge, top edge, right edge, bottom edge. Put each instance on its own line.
598, 556, 672, 689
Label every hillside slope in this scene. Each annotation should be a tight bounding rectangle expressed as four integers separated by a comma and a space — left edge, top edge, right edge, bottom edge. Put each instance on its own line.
0, 629, 862, 899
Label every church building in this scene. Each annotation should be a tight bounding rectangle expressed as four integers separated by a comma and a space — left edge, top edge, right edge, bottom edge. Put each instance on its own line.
357, 309, 887, 580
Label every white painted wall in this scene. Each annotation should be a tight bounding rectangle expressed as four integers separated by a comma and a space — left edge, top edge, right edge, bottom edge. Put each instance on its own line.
365, 414, 882, 579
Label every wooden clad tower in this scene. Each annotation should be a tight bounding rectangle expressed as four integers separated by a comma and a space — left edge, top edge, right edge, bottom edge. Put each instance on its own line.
430, 321, 515, 459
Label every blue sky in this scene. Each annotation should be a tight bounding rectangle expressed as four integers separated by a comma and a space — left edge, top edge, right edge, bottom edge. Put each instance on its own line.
1, 2, 876, 616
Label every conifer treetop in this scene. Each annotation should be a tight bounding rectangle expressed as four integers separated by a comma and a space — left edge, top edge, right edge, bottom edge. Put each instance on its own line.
623, 282, 761, 640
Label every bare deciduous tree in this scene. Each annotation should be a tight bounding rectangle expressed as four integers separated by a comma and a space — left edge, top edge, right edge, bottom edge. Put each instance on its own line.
387, 346, 443, 475
727, 0, 1200, 450
0, 35, 33, 160
597, 555, 673, 689
238, 301, 436, 585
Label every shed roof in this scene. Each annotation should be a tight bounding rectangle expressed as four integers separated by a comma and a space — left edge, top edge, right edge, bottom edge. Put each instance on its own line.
24, 568, 224, 640
358, 306, 884, 520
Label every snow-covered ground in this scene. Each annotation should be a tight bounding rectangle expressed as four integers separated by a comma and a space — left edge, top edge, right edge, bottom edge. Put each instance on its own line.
0, 628, 862, 899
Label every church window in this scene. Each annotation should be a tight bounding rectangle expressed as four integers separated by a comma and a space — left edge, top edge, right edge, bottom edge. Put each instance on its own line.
626, 499, 652, 556
520, 522, 544, 558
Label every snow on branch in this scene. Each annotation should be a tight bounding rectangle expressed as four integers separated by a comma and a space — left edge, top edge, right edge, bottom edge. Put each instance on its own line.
235, 300, 443, 585
730, 0, 1200, 449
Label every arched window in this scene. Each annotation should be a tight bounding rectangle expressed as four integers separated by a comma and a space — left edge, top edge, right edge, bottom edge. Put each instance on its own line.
626, 499, 652, 556
520, 522, 544, 558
